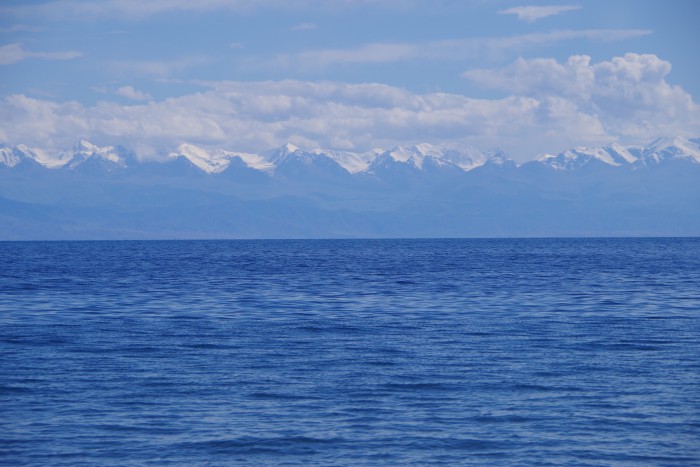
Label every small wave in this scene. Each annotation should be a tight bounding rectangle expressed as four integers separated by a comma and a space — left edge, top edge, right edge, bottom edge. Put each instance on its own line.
0, 385, 32, 394
176, 435, 347, 456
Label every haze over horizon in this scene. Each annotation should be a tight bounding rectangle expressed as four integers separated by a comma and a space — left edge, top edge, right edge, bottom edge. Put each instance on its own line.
1, 0, 699, 161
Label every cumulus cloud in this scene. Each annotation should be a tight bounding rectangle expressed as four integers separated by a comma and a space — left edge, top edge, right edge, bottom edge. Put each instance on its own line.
499, 5, 580, 22
462, 53, 698, 141
115, 86, 152, 101
0, 55, 697, 160
0, 43, 82, 65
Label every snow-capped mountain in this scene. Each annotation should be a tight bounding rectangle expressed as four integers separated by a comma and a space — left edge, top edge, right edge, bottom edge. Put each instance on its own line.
410, 143, 482, 171
479, 150, 518, 170
537, 146, 638, 170
639, 136, 700, 166
1, 144, 36, 169
366, 150, 421, 179
59, 140, 136, 172
2, 136, 699, 239
2, 136, 699, 178
0, 144, 53, 169
168, 143, 271, 174
536, 136, 700, 171
270, 144, 350, 180
364, 144, 477, 181
368, 144, 477, 171
312, 148, 379, 173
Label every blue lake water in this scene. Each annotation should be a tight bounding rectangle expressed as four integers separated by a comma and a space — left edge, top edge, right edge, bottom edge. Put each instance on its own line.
1, 238, 699, 465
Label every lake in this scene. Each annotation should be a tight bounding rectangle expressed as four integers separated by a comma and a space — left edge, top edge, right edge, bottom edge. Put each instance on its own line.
1, 238, 699, 465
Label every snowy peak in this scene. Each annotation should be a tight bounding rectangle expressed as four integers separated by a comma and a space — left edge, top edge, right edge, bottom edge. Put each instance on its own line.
367, 150, 418, 173
74, 139, 98, 153
382, 146, 424, 168
62, 140, 134, 172
601, 143, 642, 166
537, 147, 623, 171
312, 148, 376, 174
411, 143, 446, 158
365, 146, 469, 181
169, 143, 270, 174
641, 136, 700, 165
0, 144, 29, 168
267, 143, 303, 163
0, 144, 53, 169
420, 154, 464, 174
169, 143, 229, 174
536, 137, 700, 171
271, 144, 349, 179
411, 144, 482, 171
538, 143, 642, 171
482, 150, 517, 169
270, 143, 306, 164
370, 144, 475, 172
2, 136, 698, 177
0, 144, 22, 168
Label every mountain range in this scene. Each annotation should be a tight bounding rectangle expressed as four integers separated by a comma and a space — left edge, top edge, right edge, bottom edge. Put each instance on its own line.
4, 137, 700, 175
1, 137, 699, 239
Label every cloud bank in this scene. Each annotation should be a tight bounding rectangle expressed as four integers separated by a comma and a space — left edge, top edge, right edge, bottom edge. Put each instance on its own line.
463, 53, 698, 141
0, 54, 696, 160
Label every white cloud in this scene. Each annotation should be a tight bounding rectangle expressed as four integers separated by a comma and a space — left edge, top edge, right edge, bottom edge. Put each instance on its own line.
0, 43, 82, 65
499, 5, 580, 22
1, 55, 697, 160
267, 29, 651, 69
463, 53, 699, 142
0, 43, 27, 65
229, 42, 245, 49
115, 86, 153, 101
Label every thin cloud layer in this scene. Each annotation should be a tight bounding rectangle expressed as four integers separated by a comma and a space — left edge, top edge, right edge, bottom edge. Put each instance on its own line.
270, 29, 652, 69
499, 5, 580, 22
107, 56, 210, 77
0, 43, 82, 65
2, 0, 406, 20
0, 55, 697, 159
291, 22, 317, 31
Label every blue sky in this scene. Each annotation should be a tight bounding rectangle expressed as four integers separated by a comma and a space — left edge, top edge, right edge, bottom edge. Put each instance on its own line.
1, 0, 698, 160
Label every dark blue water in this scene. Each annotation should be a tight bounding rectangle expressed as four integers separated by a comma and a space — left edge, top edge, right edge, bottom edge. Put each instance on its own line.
1, 239, 699, 465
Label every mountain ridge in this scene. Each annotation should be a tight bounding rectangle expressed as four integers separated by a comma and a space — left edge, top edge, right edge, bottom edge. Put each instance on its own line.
2, 136, 699, 239
2, 136, 699, 177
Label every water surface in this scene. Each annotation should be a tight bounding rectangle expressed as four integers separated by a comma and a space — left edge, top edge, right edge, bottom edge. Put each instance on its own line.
1, 238, 699, 465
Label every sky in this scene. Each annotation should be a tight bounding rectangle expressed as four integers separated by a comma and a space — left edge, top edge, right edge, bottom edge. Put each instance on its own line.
0, 0, 699, 161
